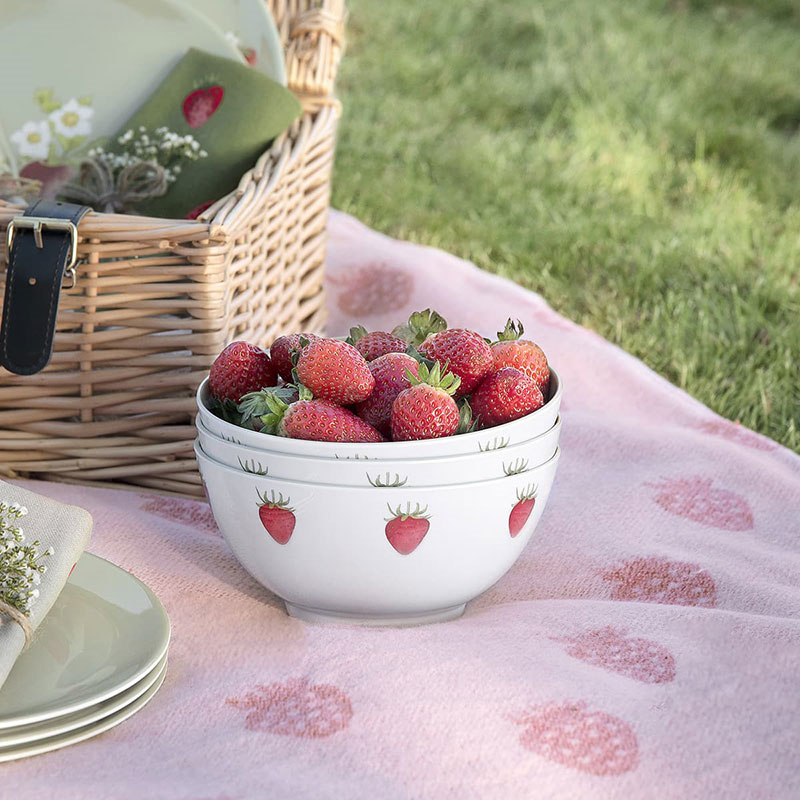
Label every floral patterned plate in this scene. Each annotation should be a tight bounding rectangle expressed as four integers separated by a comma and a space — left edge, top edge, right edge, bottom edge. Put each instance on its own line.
186, 0, 287, 84
0, 0, 244, 194
0, 553, 170, 730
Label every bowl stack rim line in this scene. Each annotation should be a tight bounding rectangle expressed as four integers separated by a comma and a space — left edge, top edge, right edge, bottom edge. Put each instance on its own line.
194, 439, 561, 492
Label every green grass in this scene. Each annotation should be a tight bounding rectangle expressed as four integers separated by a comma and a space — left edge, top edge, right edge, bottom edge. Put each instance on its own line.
332, 0, 800, 452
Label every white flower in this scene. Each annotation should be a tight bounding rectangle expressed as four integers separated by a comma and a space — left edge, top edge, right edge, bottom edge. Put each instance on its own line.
10, 121, 51, 159
225, 30, 241, 48
49, 98, 94, 138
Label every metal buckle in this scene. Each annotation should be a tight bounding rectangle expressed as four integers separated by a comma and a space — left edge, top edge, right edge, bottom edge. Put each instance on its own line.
6, 216, 80, 271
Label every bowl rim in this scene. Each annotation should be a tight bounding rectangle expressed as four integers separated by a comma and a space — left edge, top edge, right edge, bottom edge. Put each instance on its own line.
196, 413, 562, 463
196, 366, 562, 453
195, 439, 561, 492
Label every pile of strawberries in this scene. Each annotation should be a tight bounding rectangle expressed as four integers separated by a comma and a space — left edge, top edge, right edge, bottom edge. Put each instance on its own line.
207, 310, 551, 443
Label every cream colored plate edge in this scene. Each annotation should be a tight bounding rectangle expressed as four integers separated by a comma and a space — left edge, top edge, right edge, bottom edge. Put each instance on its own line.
0, 553, 171, 730
0, 653, 168, 748
0, 662, 167, 762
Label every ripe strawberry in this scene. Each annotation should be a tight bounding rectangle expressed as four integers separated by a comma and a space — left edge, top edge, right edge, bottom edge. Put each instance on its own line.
346, 325, 407, 361
509, 485, 537, 537
256, 490, 295, 544
296, 338, 374, 405
390, 362, 461, 441
418, 328, 493, 395
269, 333, 321, 382
385, 503, 430, 554
471, 367, 544, 428
391, 308, 448, 347
239, 389, 384, 443
491, 319, 550, 395
209, 341, 278, 403
355, 353, 420, 435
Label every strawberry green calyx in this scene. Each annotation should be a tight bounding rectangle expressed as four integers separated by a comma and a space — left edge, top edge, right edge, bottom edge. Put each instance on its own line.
256, 489, 294, 511
345, 325, 369, 345
238, 384, 305, 425
385, 502, 430, 522
238, 389, 287, 431
403, 360, 461, 396
208, 396, 244, 426
239, 383, 311, 432
495, 318, 524, 343
367, 472, 409, 487
392, 308, 448, 347
515, 484, 538, 503
403, 343, 436, 369
456, 397, 477, 434
503, 458, 529, 476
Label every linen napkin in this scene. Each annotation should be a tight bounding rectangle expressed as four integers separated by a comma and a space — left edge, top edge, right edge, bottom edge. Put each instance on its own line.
0, 480, 92, 690
111, 48, 302, 219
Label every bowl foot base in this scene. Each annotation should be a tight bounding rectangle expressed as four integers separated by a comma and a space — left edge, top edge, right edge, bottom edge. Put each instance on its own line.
284, 602, 467, 627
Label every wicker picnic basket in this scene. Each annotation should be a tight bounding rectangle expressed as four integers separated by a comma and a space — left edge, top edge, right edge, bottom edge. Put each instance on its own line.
0, 0, 345, 497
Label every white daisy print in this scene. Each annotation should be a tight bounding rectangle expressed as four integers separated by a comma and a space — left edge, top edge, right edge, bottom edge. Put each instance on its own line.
49, 98, 94, 138
10, 120, 51, 160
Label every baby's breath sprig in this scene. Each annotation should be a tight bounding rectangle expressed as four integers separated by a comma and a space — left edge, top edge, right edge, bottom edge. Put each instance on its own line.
0, 501, 52, 616
88, 125, 208, 184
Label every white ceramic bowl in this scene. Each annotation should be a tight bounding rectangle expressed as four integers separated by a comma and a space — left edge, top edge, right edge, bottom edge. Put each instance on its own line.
196, 414, 561, 487
196, 440, 560, 626
196, 368, 562, 459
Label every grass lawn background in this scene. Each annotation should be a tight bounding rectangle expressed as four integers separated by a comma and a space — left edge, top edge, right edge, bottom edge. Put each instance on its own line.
332, 0, 800, 453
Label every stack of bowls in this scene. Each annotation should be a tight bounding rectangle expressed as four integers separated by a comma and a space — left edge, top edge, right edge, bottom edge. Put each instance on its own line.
195, 369, 563, 626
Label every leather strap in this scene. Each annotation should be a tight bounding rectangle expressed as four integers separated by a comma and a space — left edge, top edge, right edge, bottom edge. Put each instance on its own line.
1, 200, 90, 375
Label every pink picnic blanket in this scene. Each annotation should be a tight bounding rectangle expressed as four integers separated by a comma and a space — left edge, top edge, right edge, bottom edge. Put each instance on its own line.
5, 211, 800, 799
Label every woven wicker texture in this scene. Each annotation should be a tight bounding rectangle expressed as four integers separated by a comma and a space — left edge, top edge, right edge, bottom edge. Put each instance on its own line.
0, 0, 345, 497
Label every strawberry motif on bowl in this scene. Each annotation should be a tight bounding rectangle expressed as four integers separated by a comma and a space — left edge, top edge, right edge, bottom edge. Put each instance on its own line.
385, 503, 430, 555
256, 490, 296, 545
509, 484, 537, 537
367, 472, 408, 487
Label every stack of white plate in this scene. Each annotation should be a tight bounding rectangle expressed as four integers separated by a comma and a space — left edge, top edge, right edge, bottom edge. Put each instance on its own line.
0, 554, 170, 762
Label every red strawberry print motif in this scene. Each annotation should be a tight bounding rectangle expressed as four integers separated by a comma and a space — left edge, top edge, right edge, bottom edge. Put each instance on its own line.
385, 503, 430, 554
256, 490, 296, 544
183, 85, 224, 128
140, 495, 218, 535
330, 263, 414, 316
646, 476, 753, 531
185, 199, 215, 220
509, 484, 537, 537
695, 419, 777, 452
602, 556, 717, 608
228, 677, 352, 738
510, 701, 638, 776
556, 626, 676, 684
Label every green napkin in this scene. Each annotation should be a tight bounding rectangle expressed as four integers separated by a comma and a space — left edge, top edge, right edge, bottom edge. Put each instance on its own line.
115, 48, 301, 219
